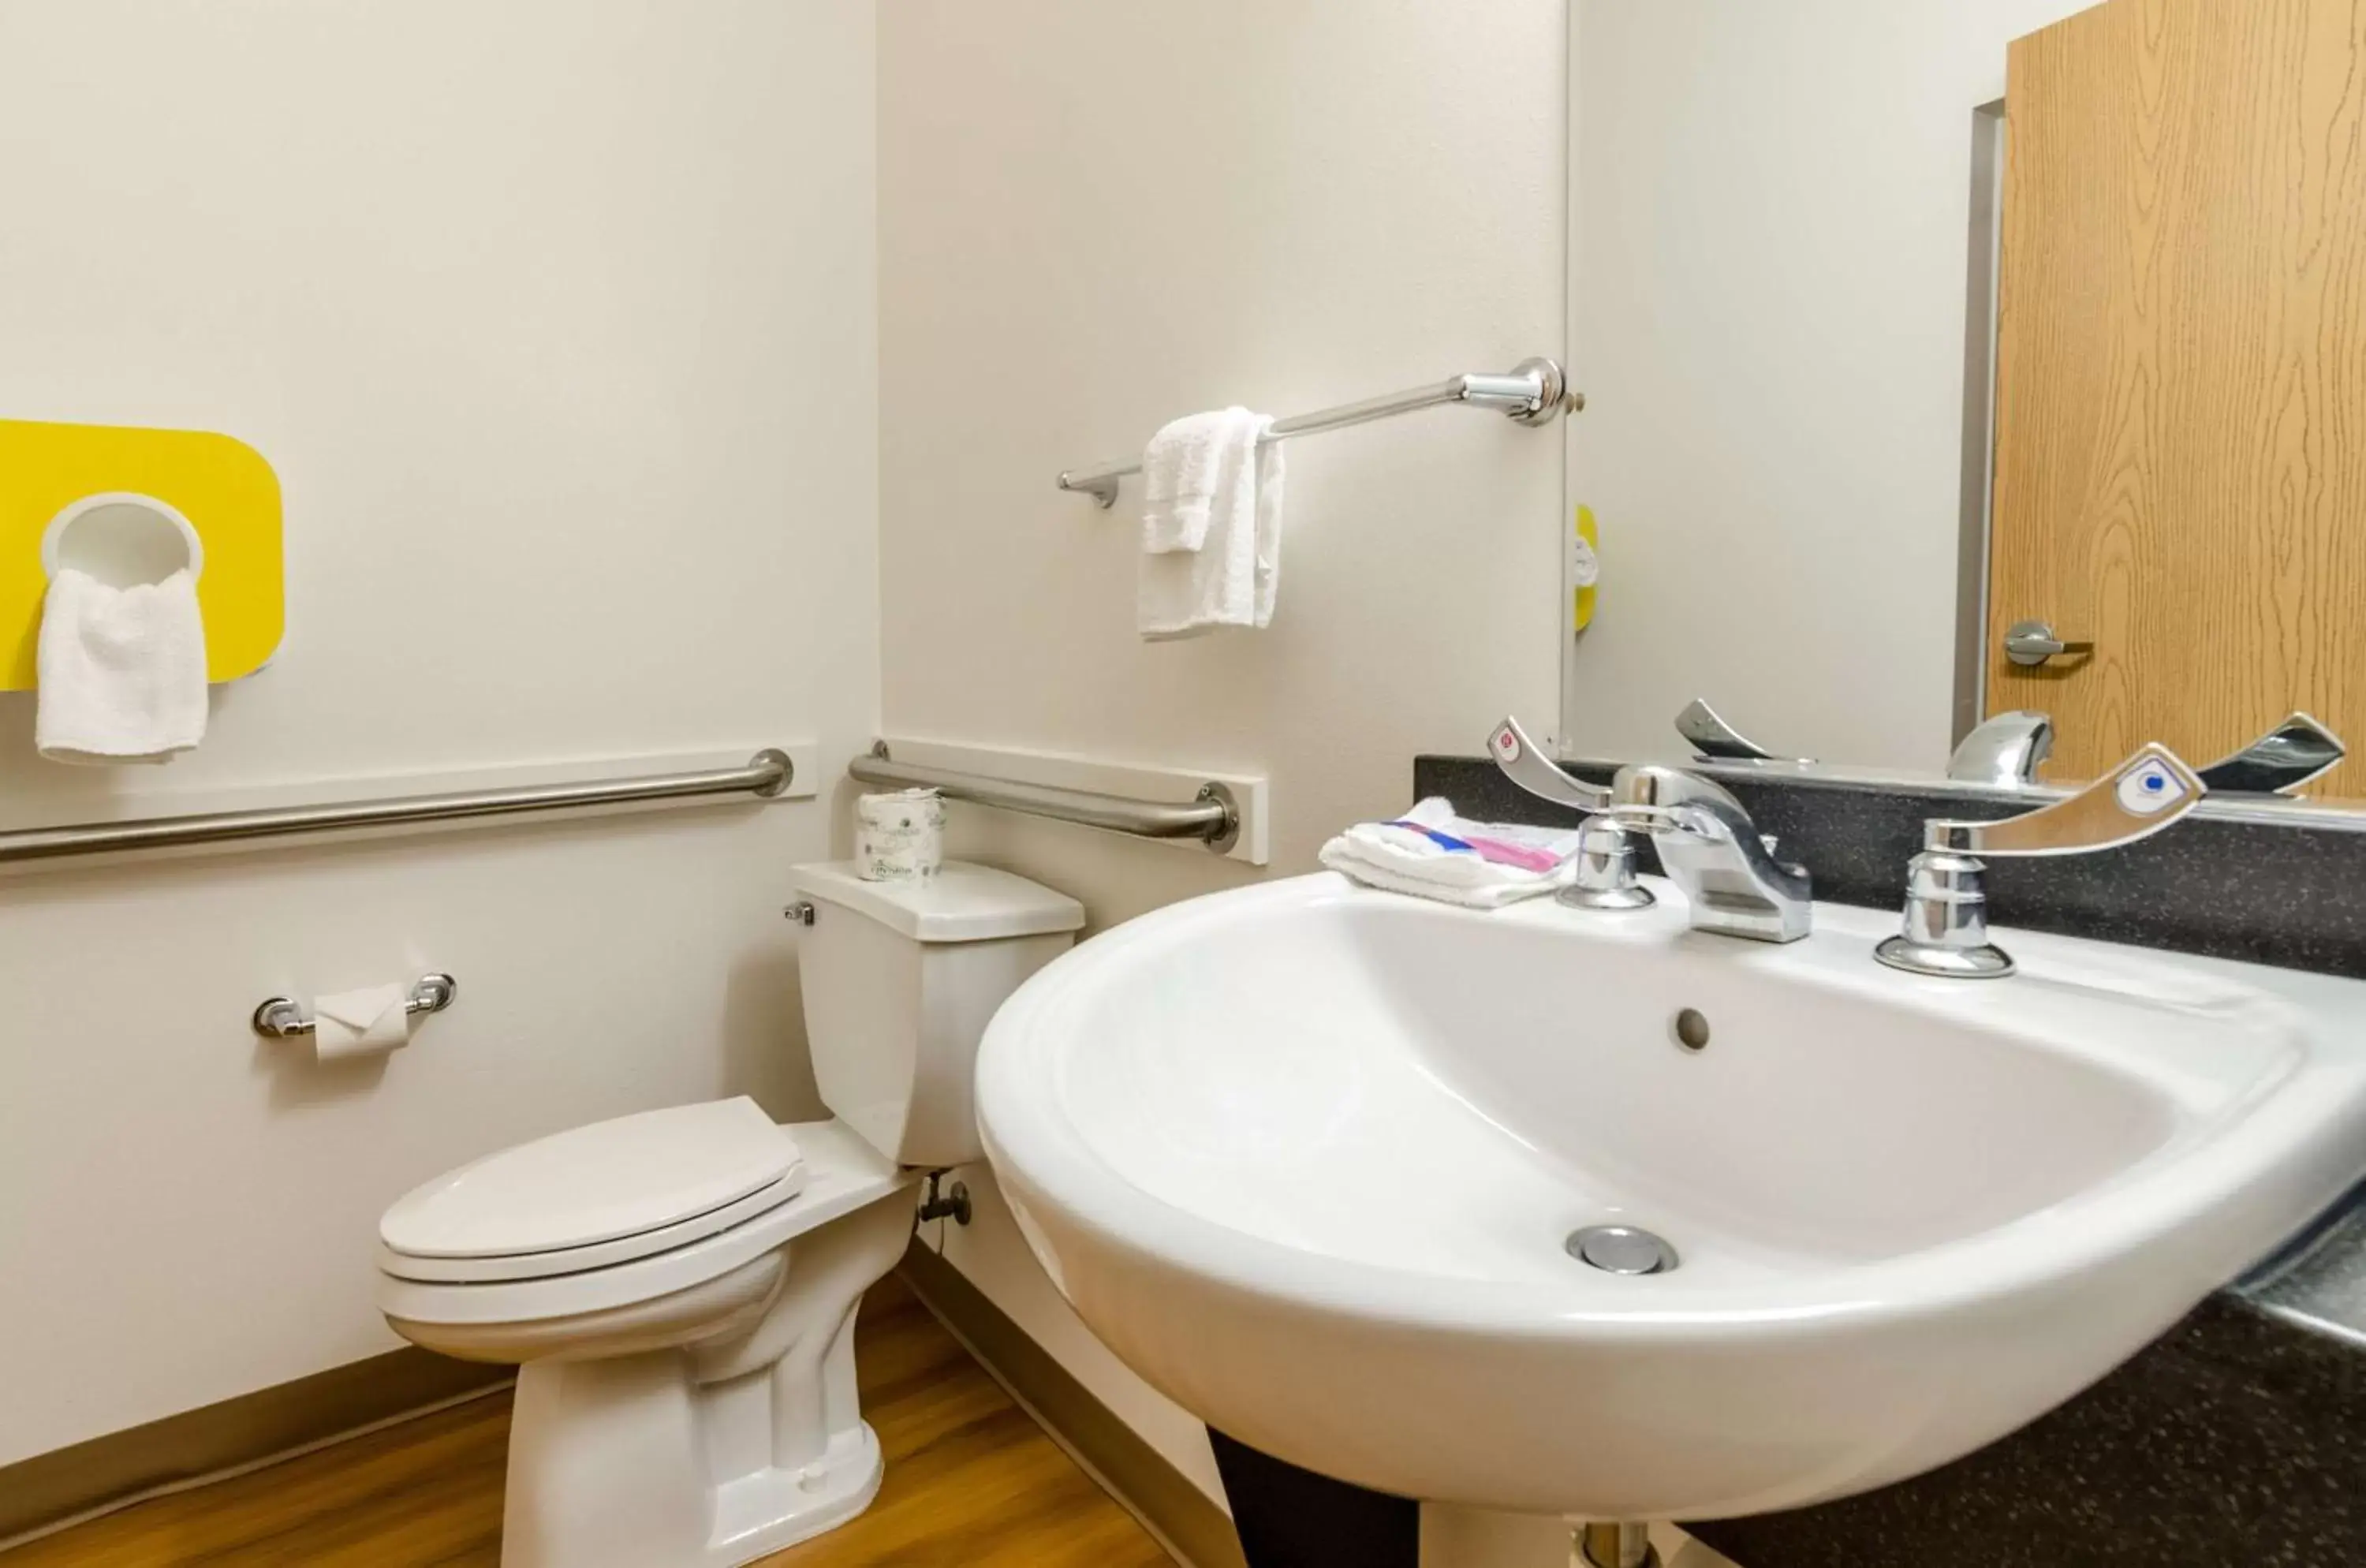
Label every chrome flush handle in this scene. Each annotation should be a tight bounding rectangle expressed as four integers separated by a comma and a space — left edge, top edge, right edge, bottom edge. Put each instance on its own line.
1875, 743, 2207, 979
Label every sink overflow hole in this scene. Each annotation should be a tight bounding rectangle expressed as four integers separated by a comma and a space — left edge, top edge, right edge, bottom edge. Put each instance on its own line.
1566, 1225, 1680, 1276
1672, 1008, 1711, 1051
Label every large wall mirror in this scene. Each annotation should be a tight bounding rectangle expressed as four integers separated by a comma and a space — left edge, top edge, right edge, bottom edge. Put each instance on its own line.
1562, 0, 2366, 805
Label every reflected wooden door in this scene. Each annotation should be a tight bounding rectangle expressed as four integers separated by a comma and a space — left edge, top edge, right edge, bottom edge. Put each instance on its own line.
1987, 0, 2366, 795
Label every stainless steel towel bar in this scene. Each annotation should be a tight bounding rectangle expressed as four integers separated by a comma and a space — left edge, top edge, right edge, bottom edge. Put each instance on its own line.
1056, 356, 1577, 507
0, 749, 793, 864
849, 744, 1238, 853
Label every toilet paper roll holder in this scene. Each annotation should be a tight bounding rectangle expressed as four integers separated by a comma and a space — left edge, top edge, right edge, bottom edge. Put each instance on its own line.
252, 973, 458, 1039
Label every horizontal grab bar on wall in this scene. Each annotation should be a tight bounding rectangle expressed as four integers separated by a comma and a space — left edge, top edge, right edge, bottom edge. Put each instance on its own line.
1055, 356, 1578, 507
849, 744, 1238, 853
0, 749, 794, 864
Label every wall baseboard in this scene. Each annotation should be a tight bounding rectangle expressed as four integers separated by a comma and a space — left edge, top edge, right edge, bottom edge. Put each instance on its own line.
898, 1242, 1248, 1568
0, 1346, 510, 1547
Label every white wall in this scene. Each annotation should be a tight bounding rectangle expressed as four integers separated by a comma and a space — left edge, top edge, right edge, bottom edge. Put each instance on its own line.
1562, 0, 2101, 774
878, 0, 1568, 1513
0, 0, 877, 1468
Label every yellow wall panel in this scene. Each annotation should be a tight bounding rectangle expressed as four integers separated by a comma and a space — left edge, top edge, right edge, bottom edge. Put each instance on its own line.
0, 418, 283, 689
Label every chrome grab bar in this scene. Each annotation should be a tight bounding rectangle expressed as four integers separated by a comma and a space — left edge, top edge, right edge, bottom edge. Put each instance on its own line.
1056, 357, 1577, 507
0, 749, 793, 864
849, 744, 1237, 853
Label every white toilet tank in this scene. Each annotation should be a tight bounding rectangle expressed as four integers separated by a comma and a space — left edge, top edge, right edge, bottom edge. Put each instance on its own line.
788, 861, 1084, 1168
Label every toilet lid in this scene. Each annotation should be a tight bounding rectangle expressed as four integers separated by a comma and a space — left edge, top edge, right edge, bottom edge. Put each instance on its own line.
379, 1097, 806, 1265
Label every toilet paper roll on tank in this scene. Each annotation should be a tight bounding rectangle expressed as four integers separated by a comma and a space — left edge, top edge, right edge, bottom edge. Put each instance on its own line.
856, 789, 944, 882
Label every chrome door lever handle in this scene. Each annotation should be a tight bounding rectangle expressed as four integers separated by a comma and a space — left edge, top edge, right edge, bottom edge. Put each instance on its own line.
2002, 620, 2095, 667
2196, 712, 2346, 796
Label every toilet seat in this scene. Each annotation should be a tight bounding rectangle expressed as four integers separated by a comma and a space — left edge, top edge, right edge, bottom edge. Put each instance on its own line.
380, 1167, 810, 1283
379, 1118, 912, 1329
380, 1097, 805, 1284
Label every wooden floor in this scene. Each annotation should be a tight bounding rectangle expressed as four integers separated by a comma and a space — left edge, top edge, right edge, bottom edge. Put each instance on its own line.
2, 1275, 1173, 1568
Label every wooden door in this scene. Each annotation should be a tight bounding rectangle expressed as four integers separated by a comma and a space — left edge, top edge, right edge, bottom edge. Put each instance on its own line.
1988, 0, 2366, 795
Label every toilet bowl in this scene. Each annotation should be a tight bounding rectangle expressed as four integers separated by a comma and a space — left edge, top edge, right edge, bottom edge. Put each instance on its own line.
375, 862, 1084, 1568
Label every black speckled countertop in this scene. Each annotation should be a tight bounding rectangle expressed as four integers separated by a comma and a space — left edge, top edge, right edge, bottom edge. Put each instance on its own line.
1413, 754, 2366, 1567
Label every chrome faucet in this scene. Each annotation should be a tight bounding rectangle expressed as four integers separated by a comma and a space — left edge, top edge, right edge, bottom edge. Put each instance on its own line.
1875, 743, 2207, 978
1489, 718, 1813, 943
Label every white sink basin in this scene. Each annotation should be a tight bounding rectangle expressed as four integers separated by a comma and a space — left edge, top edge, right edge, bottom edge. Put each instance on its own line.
974, 873, 2366, 1521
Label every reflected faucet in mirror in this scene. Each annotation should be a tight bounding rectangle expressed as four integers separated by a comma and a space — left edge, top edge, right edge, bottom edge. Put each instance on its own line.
1948, 711, 2054, 787
1944, 711, 2342, 798
1488, 717, 1812, 943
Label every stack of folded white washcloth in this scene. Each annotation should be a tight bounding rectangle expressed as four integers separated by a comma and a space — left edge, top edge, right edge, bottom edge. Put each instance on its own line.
1137, 406, 1282, 638
1319, 797, 1589, 909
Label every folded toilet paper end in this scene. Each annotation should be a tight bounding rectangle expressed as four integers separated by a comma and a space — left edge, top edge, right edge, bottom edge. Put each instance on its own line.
252, 973, 459, 1055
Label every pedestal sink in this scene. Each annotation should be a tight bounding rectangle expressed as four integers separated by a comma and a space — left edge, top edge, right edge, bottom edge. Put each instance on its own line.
974, 874, 2366, 1521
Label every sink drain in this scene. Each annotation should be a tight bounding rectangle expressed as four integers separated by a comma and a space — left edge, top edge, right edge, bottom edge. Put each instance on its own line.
1566, 1224, 1679, 1275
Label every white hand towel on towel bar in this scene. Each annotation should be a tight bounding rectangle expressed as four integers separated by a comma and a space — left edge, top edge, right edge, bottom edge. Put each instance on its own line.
35, 567, 208, 764
1138, 408, 1285, 639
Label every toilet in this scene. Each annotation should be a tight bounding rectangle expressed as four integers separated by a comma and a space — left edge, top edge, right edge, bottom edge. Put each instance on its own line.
374, 861, 1084, 1568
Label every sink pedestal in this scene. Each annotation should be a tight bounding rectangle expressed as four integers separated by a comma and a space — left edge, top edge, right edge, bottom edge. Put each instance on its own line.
1207, 1430, 1416, 1568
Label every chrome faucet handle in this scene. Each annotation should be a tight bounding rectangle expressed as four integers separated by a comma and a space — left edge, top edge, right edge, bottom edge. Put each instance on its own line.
1946, 711, 2054, 787
1487, 718, 1655, 911
1878, 744, 2206, 978
2196, 712, 2345, 796
1487, 716, 1612, 812
1675, 699, 1812, 765
1923, 743, 2205, 857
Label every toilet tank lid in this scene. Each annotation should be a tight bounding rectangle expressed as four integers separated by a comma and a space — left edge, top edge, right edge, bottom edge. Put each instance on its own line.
789, 861, 1085, 943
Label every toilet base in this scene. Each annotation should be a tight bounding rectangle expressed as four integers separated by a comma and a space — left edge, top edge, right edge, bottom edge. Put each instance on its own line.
498, 1354, 888, 1568
707, 1421, 885, 1562
484, 1182, 918, 1568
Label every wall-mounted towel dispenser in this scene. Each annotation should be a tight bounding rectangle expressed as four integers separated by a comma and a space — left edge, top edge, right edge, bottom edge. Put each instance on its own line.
0, 417, 284, 690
